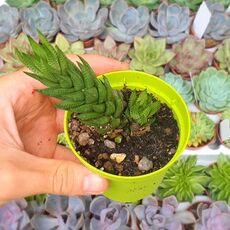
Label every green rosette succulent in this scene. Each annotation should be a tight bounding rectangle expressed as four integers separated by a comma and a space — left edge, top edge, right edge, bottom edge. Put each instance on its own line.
168, 0, 202, 11
129, 35, 175, 75
193, 67, 230, 113
160, 73, 194, 105
100, 0, 113, 6
221, 109, 230, 120
149, 3, 190, 44
169, 36, 213, 77
215, 38, 230, 73
157, 156, 209, 202
207, 154, 230, 204
127, 0, 160, 10
188, 112, 215, 147
6, 0, 39, 8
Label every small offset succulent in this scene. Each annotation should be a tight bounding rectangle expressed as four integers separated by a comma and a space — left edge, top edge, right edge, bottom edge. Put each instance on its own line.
209, 0, 230, 8
6, 0, 38, 8
90, 196, 133, 230
0, 5, 21, 44
93, 36, 130, 61
58, 0, 108, 42
215, 38, 230, 73
193, 67, 230, 113
188, 112, 215, 147
20, 1, 59, 41
0, 33, 32, 75
206, 154, 230, 204
169, 36, 212, 77
168, 0, 202, 11
106, 0, 149, 43
160, 73, 194, 105
57, 133, 68, 147
31, 195, 86, 229
195, 201, 230, 230
149, 3, 190, 44
54, 33, 85, 55
157, 156, 209, 201
134, 195, 196, 230
0, 199, 31, 229
127, 0, 160, 10
129, 35, 175, 75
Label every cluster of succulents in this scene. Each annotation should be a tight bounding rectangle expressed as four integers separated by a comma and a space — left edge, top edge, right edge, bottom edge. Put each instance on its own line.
188, 112, 215, 147
6, 0, 39, 8
169, 0, 202, 11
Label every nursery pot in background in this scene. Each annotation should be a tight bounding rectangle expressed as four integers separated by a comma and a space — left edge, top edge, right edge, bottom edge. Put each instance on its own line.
64, 71, 190, 202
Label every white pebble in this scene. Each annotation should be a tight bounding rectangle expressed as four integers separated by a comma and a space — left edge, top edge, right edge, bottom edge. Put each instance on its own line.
78, 132, 90, 146
104, 139, 116, 149
138, 157, 153, 171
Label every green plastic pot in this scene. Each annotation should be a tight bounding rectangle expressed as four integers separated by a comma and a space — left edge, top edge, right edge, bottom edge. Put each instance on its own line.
64, 70, 190, 202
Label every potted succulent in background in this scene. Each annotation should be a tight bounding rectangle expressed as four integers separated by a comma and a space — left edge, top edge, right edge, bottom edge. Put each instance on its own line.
127, 0, 160, 10
193, 67, 230, 113
149, 2, 190, 45
187, 112, 216, 149
168, 0, 202, 12
169, 36, 213, 79
6, 0, 39, 8
16, 32, 190, 202
128, 35, 175, 76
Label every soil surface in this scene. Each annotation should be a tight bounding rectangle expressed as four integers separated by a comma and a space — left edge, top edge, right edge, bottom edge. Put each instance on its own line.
68, 103, 179, 176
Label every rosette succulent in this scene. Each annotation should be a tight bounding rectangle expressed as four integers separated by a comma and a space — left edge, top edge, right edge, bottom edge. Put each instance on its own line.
221, 109, 230, 120
134, 195, 195, 230
160, 73, 194, 105
206, 154, 230, 204
157, 156, 209, 201
106, 0, 149, 43
31, 195, 86, 229
209, 0, 230, 8
168, 0, 202, 11
127, 0, 160, 10
188, 112, 215, 147
20, 1, 59, 41
129, 35, 175, 75
149, 3, 190, 44
215, 38, 230, 73
193, 67, 230, 113
58, 0, 108, 42
6, 0, 38, 8
169, 36, 213, 77
100, 0, 113, 6
90, 196, 134, 230
0, 5, 21, 44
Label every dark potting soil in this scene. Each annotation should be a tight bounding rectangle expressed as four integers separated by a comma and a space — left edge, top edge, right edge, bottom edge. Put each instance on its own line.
68, 103, 179, 176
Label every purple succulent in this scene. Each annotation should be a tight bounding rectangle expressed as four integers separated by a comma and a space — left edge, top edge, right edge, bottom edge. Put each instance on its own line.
0, 199, 31, 230
31, 195, 86, 230
195, 201, 230, 230
90, 196, 134, 230
134, 195, 196, 230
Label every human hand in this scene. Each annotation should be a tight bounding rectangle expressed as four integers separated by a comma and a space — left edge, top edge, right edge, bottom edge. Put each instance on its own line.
0, 54, 129, 205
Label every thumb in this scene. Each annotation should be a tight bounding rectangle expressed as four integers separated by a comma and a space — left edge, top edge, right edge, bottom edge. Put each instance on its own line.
0, 148, 108, 202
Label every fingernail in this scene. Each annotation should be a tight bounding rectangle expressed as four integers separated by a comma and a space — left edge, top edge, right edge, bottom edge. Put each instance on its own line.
83, 174, 107, 194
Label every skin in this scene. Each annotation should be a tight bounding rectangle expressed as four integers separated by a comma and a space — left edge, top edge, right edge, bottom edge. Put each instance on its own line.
0, 54, 129, 206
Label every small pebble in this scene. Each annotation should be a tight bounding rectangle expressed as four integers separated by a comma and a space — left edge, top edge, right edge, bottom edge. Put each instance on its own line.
104, 161, 114, 171
114, 135, 122, 144
115, 164, 124, 172
164, 128, 172, 135
134, 155, 140, 164
78, 132, 90, 146
104, 139, 116, 149
98, 153, 109, 160
110, 153, 126, 164
88, 138, 95, 145
138, 157, 153, 171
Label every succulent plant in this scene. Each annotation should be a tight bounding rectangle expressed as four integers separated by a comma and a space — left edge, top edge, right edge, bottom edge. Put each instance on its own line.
160, 73, 194, 105
168, 0, 202, 11
31, 195, 86, 230
209, 0, 230, 8
20, 1, 59, 41
51, 0, 66, 4
127, 0, 160, 10
0, 33, 32, 75
93, 36, 130, 61
58, 0, 108, 42
193, 67, 230, 113
129, 35, 175, 75
0, 199, 31, 229
90, 196, 133, 230
215, 38, 230, 73
0, 5, 21, 44
57, 133, 68, 147
6, 0, 39, 8
169, 36, 213, 77
188, 112, 215, 147
220, 109, 230, 120
106, 0, 149, 43
26, 194, 47, 206
157, 156, 209, 201
54, 33, 85, 55
195, 201, 230, 230
134, 195, 196, 230
149, 3, 190, 44
206, 154, 230, 204
100, 0, 113, 6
